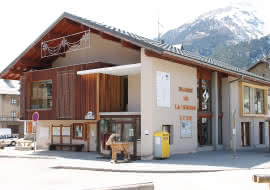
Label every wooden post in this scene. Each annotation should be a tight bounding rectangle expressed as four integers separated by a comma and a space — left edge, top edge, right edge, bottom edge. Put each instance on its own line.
253, 174, 270, 190
96, 73, 100, 120
133, 118, 137, 159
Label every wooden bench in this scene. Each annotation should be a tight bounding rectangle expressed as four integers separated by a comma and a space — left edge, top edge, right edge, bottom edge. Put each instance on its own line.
253, 174, 270, 189
49, 144, 84, 152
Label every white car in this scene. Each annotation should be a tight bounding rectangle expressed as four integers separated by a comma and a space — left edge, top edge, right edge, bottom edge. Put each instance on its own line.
0, 135, 18, 147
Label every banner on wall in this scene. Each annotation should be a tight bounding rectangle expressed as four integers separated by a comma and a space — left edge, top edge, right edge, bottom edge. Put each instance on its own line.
156, 71, 170, 107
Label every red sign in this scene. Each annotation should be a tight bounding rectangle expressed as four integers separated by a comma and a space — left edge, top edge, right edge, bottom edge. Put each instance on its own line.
32, 112, 39, 122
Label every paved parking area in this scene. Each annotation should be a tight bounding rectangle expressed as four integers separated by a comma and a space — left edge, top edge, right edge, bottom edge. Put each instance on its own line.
1, 147, 270, 172
0, 156, 269, 190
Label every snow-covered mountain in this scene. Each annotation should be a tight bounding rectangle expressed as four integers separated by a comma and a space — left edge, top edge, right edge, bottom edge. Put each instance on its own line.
161, 6, 266, 57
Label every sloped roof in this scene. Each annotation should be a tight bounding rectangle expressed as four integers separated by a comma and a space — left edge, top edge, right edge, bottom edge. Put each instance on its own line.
247, 59, 270, 71
0, 79, 19, 95
2, 12, 270, 85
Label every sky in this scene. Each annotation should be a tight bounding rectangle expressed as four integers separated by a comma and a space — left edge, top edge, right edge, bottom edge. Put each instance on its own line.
0, 0, 269, 72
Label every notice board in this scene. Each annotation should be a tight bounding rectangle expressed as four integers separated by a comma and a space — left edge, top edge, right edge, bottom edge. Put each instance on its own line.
156, 71, 170, 107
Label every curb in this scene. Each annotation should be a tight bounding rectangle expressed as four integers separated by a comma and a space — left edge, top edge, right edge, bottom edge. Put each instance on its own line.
0, 155, 56, 159
51, 165, 235, 173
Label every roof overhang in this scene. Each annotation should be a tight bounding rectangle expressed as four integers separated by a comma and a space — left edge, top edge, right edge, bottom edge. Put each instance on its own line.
2, 12, 270, 87
77, 63, 141, 76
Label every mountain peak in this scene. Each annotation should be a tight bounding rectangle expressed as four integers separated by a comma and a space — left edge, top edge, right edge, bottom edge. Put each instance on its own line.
161, 5, 266, 57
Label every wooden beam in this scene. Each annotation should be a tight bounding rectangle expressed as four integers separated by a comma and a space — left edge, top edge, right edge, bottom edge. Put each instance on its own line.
99, 31, 121, 42
19, 59, 51, 69
9, 69, 22, 75
121, 40, 140, 50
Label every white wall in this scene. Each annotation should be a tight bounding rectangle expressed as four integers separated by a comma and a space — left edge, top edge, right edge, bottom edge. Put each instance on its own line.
36, 120, 97, 151
140, 49, 197, 160
52, 33, 141, 68
128, 74, 141, 112
222, 77, 269, 150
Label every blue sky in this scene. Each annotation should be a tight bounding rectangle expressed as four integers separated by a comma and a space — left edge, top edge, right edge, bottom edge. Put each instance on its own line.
0, 0, 269, 72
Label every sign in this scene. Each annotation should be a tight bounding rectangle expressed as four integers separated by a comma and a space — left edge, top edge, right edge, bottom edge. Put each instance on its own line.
156, 71, 170, 107
32, 112, 39, 122
180, 121, 192, 138
144, 130, 149, 135
85, 111, 95, 119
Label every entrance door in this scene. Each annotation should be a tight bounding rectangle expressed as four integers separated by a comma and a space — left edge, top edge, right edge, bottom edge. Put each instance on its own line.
100, 120, 136, 157
198, 117, 212, 146
111, 121, 136, 157
241, 122, 250, 146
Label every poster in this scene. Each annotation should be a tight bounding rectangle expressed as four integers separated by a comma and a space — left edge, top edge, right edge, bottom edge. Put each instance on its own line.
53, 127, 60, 136
156, 71, 170, 107
180, 121, 192, 138
62, 127, 70, 136
39, 127, 49, 139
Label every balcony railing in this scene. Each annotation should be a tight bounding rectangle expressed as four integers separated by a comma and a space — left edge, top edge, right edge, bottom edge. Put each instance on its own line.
0, 116, 20, 121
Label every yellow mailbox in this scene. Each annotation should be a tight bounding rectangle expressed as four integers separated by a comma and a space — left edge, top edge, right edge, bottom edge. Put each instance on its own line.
154, 131, 170, 159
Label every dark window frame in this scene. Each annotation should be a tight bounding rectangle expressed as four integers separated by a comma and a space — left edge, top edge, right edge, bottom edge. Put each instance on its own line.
31, 80, 53, 110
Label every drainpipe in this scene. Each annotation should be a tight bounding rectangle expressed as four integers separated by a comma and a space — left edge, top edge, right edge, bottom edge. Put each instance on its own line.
229, 76, 243, 159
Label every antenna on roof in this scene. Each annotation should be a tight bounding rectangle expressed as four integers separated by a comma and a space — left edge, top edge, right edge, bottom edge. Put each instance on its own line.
157, 14, 163, 41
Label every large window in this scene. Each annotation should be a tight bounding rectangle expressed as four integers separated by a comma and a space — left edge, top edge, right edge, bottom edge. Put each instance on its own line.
243, 86, 250, 113
254, 89, 264, 114
197, 80, 211, 112
241, 83, 267, 115
72, 123, 84, 139
31, 80, 52, 109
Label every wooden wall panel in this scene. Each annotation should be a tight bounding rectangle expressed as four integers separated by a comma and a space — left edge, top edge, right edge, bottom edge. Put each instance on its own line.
99, 74, 125, 112
21, 62, 112, 120
19, 76, 27, 119
80, 74, 97, 119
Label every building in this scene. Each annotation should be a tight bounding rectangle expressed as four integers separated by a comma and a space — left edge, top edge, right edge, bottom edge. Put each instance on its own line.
1, 12, 270, 159
0, 79, 24, 137
247, 57, 270, 78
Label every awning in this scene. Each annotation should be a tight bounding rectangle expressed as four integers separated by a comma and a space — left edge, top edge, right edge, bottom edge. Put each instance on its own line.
77, 63, 141, 76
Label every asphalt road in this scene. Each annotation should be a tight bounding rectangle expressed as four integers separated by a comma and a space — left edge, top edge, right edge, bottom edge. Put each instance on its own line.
0, 157, 269, 190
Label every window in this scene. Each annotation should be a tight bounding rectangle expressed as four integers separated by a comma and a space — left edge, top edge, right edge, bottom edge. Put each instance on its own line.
241, 122, 250, 146
243, 86, 250, 113
11, 111, 16, 119
241, 83, 267, 116
198, 118, 212, 146
201, 80, 211, 112
254, 89, 264, 114
31, 80, 52, 109
259, 122, 265, 144
162, 125, 173, 144
73, 123, 84, 139
197, 79, 211, 112
11, 97, 16, 104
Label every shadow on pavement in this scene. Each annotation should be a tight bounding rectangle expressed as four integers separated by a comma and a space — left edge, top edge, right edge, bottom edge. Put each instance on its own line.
28, 147, 270, 169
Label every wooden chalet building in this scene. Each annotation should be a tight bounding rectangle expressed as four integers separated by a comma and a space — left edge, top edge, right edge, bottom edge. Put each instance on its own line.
2, 12, 270, 160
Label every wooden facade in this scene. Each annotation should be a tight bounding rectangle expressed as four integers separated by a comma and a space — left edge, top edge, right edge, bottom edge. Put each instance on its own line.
20, 62, 126, 120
